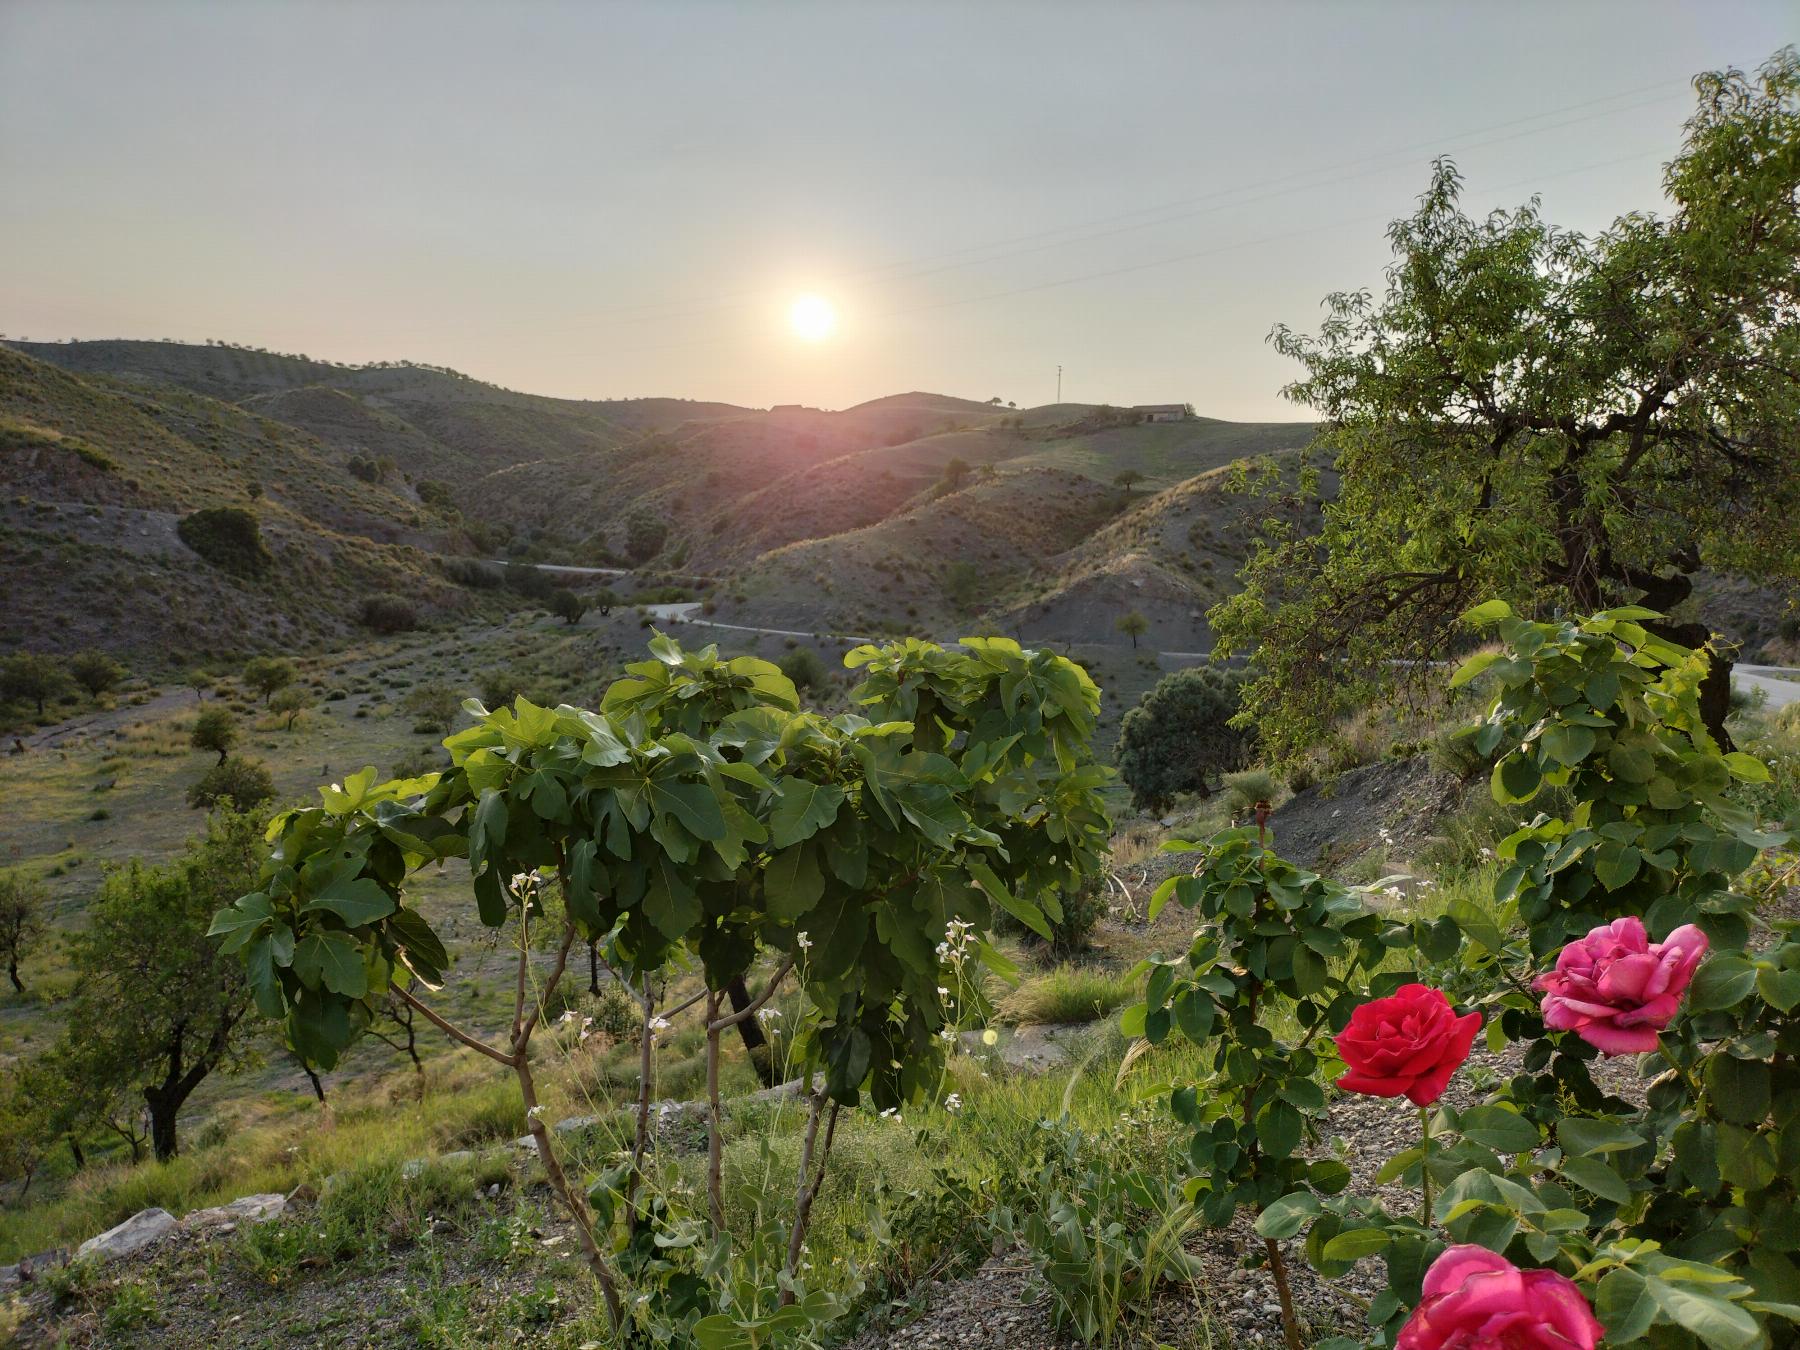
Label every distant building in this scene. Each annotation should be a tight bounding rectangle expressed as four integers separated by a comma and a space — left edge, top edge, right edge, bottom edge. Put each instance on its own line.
1133, 404, 1188, 423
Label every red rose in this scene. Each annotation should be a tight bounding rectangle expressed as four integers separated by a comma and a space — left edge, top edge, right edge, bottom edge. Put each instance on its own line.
1334, 983, 1482, 1107
1398, 1245, 1602, 1350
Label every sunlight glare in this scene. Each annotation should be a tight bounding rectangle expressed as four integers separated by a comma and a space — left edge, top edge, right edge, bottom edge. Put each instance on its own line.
788, 293, 837, 342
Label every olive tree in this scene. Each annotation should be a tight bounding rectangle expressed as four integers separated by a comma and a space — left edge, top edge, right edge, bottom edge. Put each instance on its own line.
0, 870, 48, 994
1213, 51, 1800, 756
72, 810, 263, 1159
190, 707, 238, 764
243, 656, 297, 704
68, 651, 125, 702
209, 633, 1111, 1337
1116, 666, 1252, 813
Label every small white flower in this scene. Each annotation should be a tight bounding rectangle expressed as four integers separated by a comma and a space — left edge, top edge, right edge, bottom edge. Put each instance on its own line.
938, 1028, 956, 1043
936, 986, 950, 997
756, 1007, 782, 1023
526, 1105, 544, 1120
557, 1009, 579, 1025
648, 1016, 671, 1032
944, 1093, 962, 1114
796, 931, 813, 951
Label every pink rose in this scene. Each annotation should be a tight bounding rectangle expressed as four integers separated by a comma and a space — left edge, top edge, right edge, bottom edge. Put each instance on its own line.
1398, 1245, 1602, 1350
1334, 984, 1483, 1107
1535, 917, 1708, 1054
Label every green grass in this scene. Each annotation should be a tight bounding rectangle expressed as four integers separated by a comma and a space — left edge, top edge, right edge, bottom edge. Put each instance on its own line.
998, 964, 1143, 1025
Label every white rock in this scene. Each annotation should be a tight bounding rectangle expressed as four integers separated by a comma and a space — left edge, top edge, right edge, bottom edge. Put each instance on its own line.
181, 1193, 286, 1229
77, 1207, 177, 1261
402, 1150, 474, 1179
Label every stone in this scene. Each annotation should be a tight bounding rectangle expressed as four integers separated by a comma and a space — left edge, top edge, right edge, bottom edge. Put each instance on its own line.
401, 1150, 474, 1179
77, 1208, 177, 1261
180, 1193, 287, 1229
552, 1114, 601, 1137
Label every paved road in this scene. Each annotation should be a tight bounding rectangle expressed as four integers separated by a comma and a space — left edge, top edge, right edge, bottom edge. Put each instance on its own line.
643, 603, 1800, 709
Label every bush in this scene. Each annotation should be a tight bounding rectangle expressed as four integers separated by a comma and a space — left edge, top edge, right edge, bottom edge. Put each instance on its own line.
242, 656, 296, 704
189, 707, 238, 764
186, 757, 274, 811
176, 507, 271, 578
624, 510, 666, 564
1221, 767, 1277, 818
402, 684, 461, 734
776, 646, 827, 693
68, 651, 125, 701
359, 594, 417, 634
1115, 667, 1252, 814
550, 589, 586, 625
441, 557, 502, 589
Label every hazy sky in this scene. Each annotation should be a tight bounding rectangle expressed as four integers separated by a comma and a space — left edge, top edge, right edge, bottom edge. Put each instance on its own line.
2, 2, 1793, 418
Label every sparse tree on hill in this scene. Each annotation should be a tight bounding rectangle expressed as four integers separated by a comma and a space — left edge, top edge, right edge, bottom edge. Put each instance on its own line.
0, 871, 48, 994
187, 757, 275, 812
624, 510, 667, 565
593, 587, 620, 617
191, 707, 238, 765
402, 683, 461, 733
943, 560, 982, 612
1116, 610, 1149, 649
551, 589, 587, 625
64, 810, 261, 1160
0, 652, 66, 717
185, 667, 212, 702
1214, 52, 1800, 754
269, 686, 310, 731
1114, 469, 1145, 496
940, 457, 973, 492
68, 650, 125, 702
1117, 666, 1253, 813
243, 655, 296, 704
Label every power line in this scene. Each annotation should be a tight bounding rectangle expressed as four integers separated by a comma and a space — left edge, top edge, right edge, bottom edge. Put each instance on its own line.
517, 78, 1688, 333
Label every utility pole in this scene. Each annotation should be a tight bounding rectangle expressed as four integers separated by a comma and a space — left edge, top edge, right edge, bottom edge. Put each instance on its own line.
1056, 364, 1062, 403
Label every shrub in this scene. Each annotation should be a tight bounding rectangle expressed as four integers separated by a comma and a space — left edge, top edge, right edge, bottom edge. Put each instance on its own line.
1222, 767, 1277, 819
441, 557, 501, 589
1115, 667, 1252, 814
623, 510, 666, 564
68, 651, 125, 701
775, 646, 827, 692
242, 656, 296, 704
186, 757, 274, 811
189, 707, 238, 764
176, 507, 271, 578
402, 684, 461, 733
0, 651, 67, 716
549, 589, 586, 625
359, 594, 417, 634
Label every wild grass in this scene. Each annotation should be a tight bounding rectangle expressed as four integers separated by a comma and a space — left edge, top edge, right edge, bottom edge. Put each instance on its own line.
998, 964, 1143, 1025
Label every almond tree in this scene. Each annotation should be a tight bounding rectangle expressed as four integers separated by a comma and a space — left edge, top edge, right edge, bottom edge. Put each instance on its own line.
1215, 51, 1800, 755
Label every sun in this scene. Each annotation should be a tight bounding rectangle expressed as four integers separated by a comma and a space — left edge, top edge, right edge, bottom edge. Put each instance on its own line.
788, 293, 837, 342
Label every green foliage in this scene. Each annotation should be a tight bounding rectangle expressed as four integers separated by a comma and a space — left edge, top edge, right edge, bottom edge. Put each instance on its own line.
1114, 610, 1148, 649
243, 655, 296, 703
187, 757, 275, 812
550, 588, 586, 625
1132, 830, 1398, 1236
775, 645, 827, 693
0, 650, 67, 716
1214, 50, 1800, 758
989, 1122, 1200, 1345
63, 810, 263, 1159
624, 509, 666, 564
177, 506, 272, 578
189, 706, 238, 764
0, 870, 48, 993
402, 683, 462, 734
941, 560, 981, 611
67, 650, 125, 701
359, 593, 418, 634
206, 631, 1112, 1332
1290, 603, 1797, 1349
1115, 666, 1251, 813
269, 685, 310, 730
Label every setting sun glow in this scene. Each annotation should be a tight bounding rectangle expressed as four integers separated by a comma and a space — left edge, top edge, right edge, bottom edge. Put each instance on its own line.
788, 293, 837, 342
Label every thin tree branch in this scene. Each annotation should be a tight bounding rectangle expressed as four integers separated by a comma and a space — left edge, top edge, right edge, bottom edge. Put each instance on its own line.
706, 957, 796, 1031
391, 985, 513, 1065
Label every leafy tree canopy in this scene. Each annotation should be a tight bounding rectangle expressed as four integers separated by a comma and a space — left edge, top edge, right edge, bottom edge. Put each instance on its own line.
1212, 51, 1800, 758
1116, 666, 1252, 813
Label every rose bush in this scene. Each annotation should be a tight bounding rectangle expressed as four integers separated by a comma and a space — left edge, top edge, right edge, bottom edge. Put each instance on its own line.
1397, 1246, 1602, 1350
1334, 985, 1482, 1107
1534, 917, 1708, 1054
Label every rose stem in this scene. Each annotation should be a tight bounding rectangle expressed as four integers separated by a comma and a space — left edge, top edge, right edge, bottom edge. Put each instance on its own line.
1419, 1105, 1433, 1227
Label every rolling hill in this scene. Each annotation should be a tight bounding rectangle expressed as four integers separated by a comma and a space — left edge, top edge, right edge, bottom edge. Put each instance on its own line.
1, 337, 1322, 658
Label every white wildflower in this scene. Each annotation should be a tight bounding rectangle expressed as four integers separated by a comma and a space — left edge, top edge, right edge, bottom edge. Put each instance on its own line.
796, 931, 813, 951
944, 1093, 962, 1114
